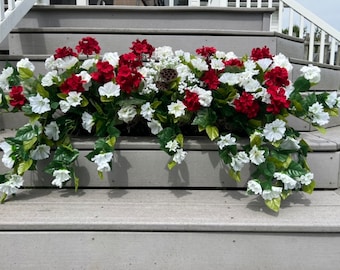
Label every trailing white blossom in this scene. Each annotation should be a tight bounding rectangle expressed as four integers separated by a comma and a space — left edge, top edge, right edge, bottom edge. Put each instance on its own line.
274, 172, 297, 190
0, 174, 24, 195
300, 64, 321, 84
91, 152, 113, 172
66, 91, 83, 107
29, 94, 51, 114
0, 141, 14, 169
17, 58, 35, 72
81, 111, 95, 133
98, 81, 120, 98
102, 52, 120, 67
140, 102, 155, 121
230, 151, 249, 172
296, 172, 314, 185
217, 134, 236, 150
308, 102, 330, 126
30, 144, 51, 160
166, 140, 179, 152
168, 100, 186, 118
44, 121, 60, 141
261, 186, 282, 201
147, 119, 163, 135
173, 148, 187, 164
247, 180, 263, 195
118, 105, 137, 123
263, 119, 286, 142
41, 70, 60, 87
273, 53, 293, 72
52, 169, 71, 188
249, 145, 265, 165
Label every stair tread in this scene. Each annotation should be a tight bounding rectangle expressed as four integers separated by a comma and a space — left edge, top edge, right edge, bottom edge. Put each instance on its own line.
1, 189, 340, 232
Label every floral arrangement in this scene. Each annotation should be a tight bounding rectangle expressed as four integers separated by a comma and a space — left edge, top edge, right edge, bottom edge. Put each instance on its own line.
0, 37, 338, 211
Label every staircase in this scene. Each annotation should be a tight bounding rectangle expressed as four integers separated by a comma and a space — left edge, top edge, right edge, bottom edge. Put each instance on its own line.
1, 2, 340, 269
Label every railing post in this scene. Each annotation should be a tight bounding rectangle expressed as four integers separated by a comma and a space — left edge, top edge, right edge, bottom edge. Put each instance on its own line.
169, 0, 174, 6
277, 0, 283, 33
268, 0, 272, 8
319, 30, 325, 64
257, 0, 262, 8
308, 23, 315, 62
0, 0, 4, 22
246, 0, 251, 8
36, 0, 50, 5
329, 38, 336, 65
76, 0, 88, 5
189, 0, 200, 6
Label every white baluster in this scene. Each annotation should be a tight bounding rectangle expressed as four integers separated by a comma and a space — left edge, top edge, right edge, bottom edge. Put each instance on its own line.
76, 0, 88, 5
169, 0, 174, 6
319, 30, 325, 63
277, 0, 283, 33
235, 0, 240, 7
329, 38, 336, 65
268, 0, 272, 8
8, 0, 15, 10
288, 8, 294, 36
189, 0, 200, 6
0, 0, 5, 22
246, 0, 251, 8
299, 15, 304, 38
257, 0, 262, 8
308, 23, 315, 62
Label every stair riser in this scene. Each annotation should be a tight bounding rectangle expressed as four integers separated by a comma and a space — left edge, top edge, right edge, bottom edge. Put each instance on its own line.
1, 231, 339, 270
0, 141, 339, 189
8, 32, 304, 58
16, 6, 273, 31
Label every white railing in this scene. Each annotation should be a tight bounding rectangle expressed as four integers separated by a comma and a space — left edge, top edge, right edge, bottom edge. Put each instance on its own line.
1, 0, 339, 66
0, 0, 49, 43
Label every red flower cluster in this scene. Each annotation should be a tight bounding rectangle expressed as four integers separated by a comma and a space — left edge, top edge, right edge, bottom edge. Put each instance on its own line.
91, 61, 115, 84
54, 46, 78, 59
201, 69, 220, 90
266, 86, 290, 114
116, 65, 143, 94
183, 90, 200, 112
234, 92, 260, 119
250, 46, 272, 61
196, 46, 217, 58
9, 86, 27, 110
76, 36, 101, 56
60, 74, 85, 94
264, 66, 289, 87
223, 58, 244, 68
116, 40, 155, 94
130, 39, 155, 58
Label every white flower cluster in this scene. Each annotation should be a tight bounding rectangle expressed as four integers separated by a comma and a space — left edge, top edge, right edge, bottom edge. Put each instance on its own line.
247, 172, 314, 201
165, 139, 187, 164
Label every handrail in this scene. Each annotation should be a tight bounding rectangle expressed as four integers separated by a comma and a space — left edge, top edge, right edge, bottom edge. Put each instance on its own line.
0, 0, 38, 43
279, 0, 340, 65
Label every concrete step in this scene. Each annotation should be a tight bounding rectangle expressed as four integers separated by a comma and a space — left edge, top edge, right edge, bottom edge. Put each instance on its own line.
0, 188, 340, 269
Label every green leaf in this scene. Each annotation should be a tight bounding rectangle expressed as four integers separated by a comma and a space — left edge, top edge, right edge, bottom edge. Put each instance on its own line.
54, 145, 79, 164
175, 134, 184, 148
18, 67, 34, 80
265, 197, 281, 212
0, 193, 7, 204
168, 160, 177, 170
23, 137, 37, 151
286, 161, 306, 178
229, 168, 241, 182
206, 125, 219, 141
15, 125, 37, 141
106, 136, 116, 148
293, 76, 311, 92
37, 84, 50, 98
192, 108, 217, 129
17, 159, 33, 175
315, 126, 326, 134
302, 180, 316, 194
